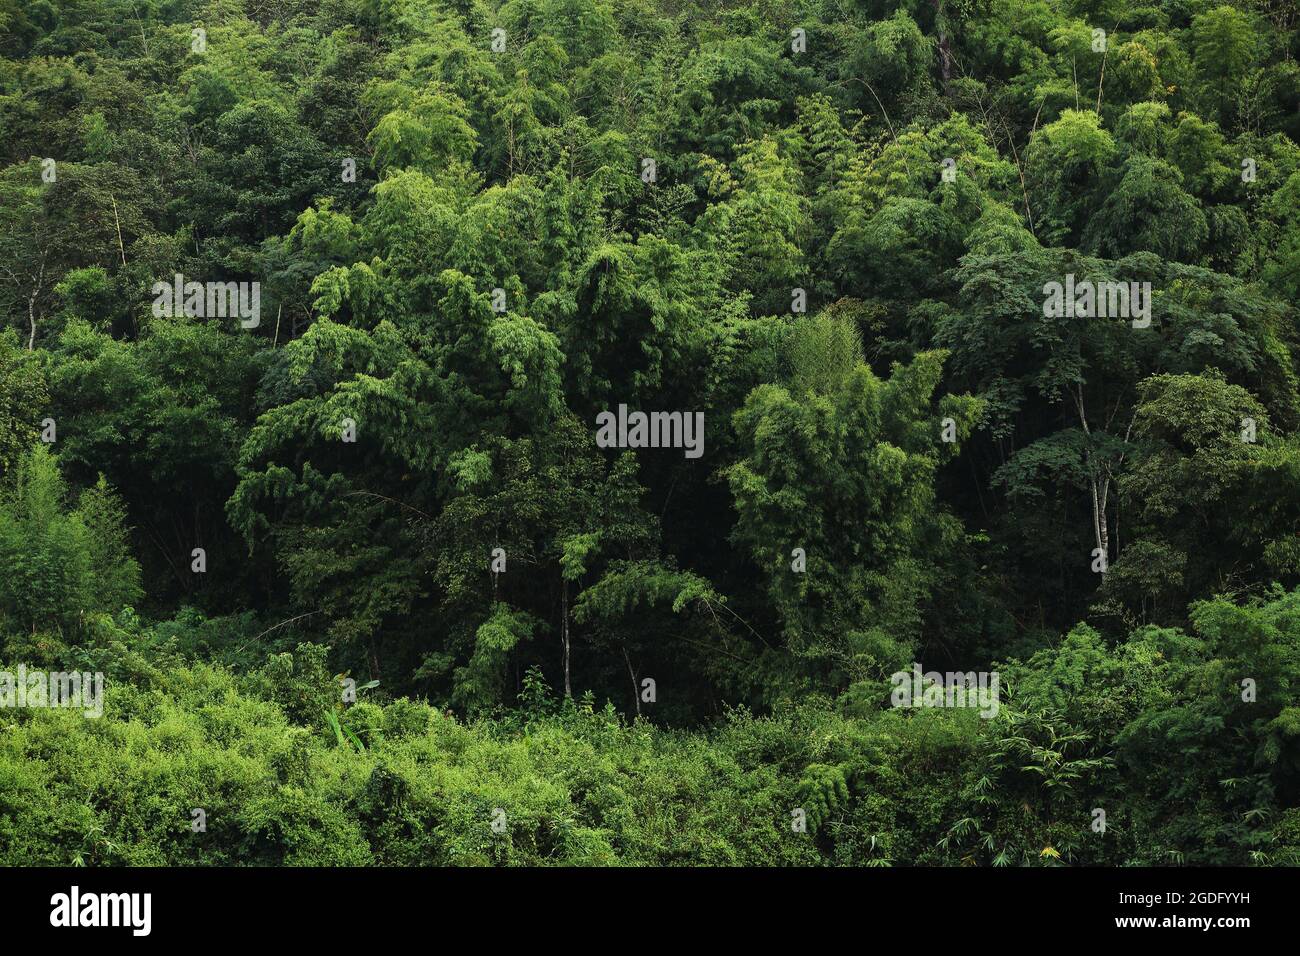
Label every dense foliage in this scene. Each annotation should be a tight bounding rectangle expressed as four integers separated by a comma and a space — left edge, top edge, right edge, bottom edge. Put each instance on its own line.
1, 0, 1299, 865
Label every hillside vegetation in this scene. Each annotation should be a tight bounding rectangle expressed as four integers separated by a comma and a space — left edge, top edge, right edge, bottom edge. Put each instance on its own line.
1, 0, 1299, 864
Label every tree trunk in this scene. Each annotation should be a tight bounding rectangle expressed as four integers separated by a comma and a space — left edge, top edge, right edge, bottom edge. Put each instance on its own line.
111, 195, 127, 266
27, 258, 46, 350
623, 646, 639, 718
561, 578, 572, 698
1094, 476, 1110, 574
1076, 385, 1109, 575
930, 1, 952, 94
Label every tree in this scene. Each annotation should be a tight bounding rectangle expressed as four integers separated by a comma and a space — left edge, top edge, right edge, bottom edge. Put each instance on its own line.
0, 445, 140, 641
727, 314, 980, 686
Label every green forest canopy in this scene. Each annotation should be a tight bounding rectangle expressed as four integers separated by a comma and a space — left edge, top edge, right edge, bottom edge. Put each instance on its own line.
1, 0, 1299, 865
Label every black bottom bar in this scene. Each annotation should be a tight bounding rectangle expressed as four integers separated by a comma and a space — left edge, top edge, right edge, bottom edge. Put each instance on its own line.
1, 866, 1282, 941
